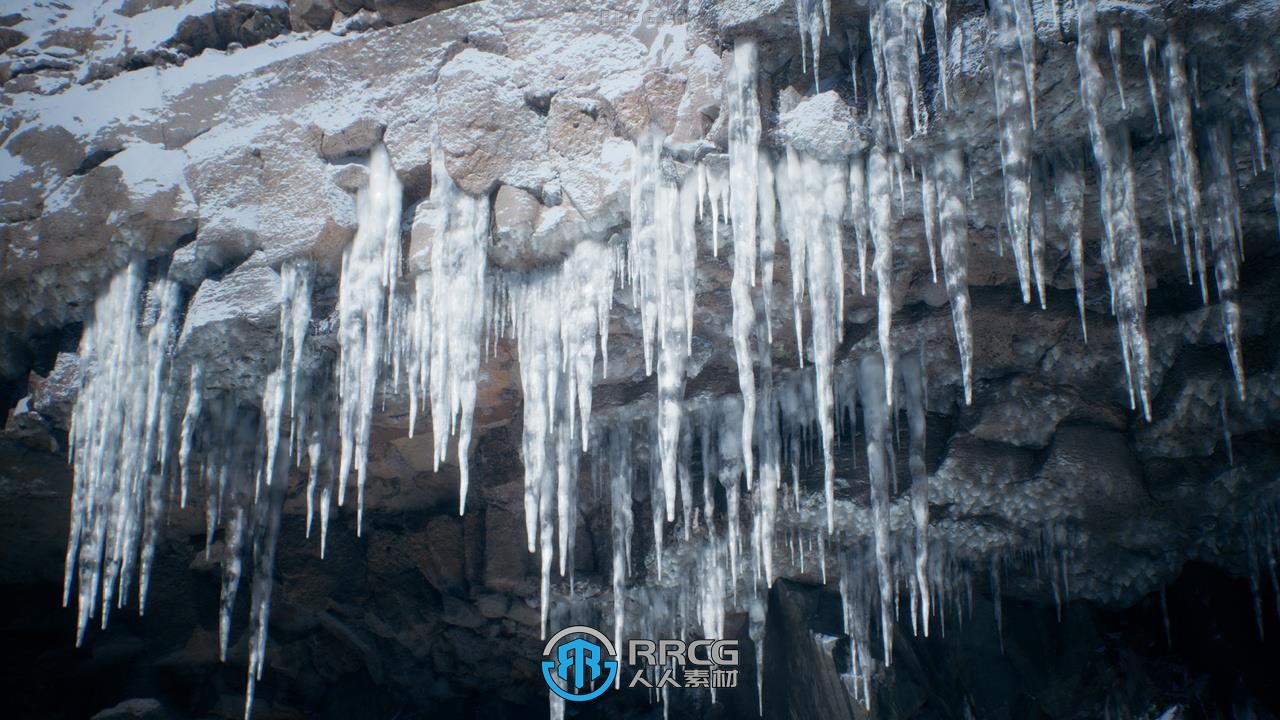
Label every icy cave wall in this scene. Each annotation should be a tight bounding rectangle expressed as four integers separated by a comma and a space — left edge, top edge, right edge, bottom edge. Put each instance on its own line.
1, 0, 1280, 718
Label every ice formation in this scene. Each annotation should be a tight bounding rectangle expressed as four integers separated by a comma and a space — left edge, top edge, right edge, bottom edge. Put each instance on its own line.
53, 0, 1278, 716
336, 143, 402, 530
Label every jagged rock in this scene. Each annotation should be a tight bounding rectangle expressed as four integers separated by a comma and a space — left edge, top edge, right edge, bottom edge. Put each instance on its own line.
331, 162, 369, 193
290, 0, 336, 31
490, 184, 540, 267
28, 352, 80, 429
774, 91, 865, 159
373, 0, 472, 25
178, 263, 281, 387
547, 95, 610, 157
600, 69, 686, 139
670, 44, 723, 145
320, 117, 385, 161
90, 698, 171, 720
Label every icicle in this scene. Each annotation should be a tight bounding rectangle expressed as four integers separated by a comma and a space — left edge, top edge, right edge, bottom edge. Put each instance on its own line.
65, 262, 182, 644
868, 147, 897, 404
903, 354, 929, 635
630, 134, 697, 522
509, 240, 616, 562
244, 448, 286, 720
426, 145, 488, 516
1107, 27, 1127, 111
795, 0, 830, 87
989, 0, 1037, 304
335, 143, 402, 531
178, 362, 203, 509
849, 153, 870, 295
1201, 121, 1247, 400
728, 41, 761, 491
932, 0, 951, 110
1143, 35, 1163, 133
921, 161, 939, 283
776, 149, 847, 530
934, 149, 973, 404
609, 424, 634, 654
1165, 38, 1209, 302
860, 352, 894, 664
1078, 1, 1153, 419
1053, 157, 1088, 340
870, 0, 927, 149
1245, 62, 1269, 172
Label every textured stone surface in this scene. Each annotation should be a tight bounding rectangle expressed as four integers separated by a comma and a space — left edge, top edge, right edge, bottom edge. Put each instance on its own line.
0, 0, 1278, 718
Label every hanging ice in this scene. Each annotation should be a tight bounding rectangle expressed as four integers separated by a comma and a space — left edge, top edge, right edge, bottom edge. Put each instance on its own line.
776, 149, 847, 531
335, 143, 402, 530
933, 148, 974, 403
859, 352, 895, 663
1165, 38, 1209, 302
629, 133, 698, 522
727, 40, 762, 491
988, 0, 1040, 306
1079, 2, 1154, 418
399, 144, 490, 516
65, 262, 182, 643
870, 0, 928, 149
794, 0, 831, 85
902, 354, 930, 635
1200, 121, 1247, 400
506, 241, 617, 630
1052, 156, 1088, 340
867, 146, 897, 404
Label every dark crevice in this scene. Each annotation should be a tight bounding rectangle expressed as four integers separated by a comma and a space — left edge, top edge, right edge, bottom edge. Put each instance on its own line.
70, 147, 121, 177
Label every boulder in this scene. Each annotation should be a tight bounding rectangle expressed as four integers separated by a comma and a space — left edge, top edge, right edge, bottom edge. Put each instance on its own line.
435, 49, 549, 195
178, 263, 281, 389
774, 91, 865, 160
290, 0, 336, 31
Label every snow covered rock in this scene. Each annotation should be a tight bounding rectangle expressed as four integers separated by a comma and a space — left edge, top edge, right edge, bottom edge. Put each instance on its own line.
774, 90, 866, 159
435, 49, 549, 195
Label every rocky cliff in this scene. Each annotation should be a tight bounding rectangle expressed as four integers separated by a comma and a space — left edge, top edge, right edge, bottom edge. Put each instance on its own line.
1, 0, 1279, 718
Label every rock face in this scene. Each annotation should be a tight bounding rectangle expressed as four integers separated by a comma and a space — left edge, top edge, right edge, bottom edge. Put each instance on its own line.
1, 0, 1280, 719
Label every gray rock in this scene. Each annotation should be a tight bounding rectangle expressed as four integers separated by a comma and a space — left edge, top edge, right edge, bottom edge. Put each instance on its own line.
319, 117, 385, 162
28, 352, 80, 428
774, 91, 865, 159
178, 263, 281, 389
289, 0, 335, 31
90, 698, 171, 720
373, 0, 471, 25
436, 49, 549, 195
490, 184, 540, 267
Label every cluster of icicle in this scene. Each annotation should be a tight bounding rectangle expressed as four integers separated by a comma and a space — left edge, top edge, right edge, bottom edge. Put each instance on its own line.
798, 0, 1260, 416
61, 144, 496, 719
60, 0, 1278, 716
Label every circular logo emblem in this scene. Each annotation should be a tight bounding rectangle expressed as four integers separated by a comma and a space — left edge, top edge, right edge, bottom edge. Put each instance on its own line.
540, 625, 620, 702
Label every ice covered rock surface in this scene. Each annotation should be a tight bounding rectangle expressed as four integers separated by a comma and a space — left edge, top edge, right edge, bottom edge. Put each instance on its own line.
2, 0, 1280, 718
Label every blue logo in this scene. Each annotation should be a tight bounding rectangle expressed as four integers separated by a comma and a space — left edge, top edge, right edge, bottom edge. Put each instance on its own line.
541, 625, 619, 702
